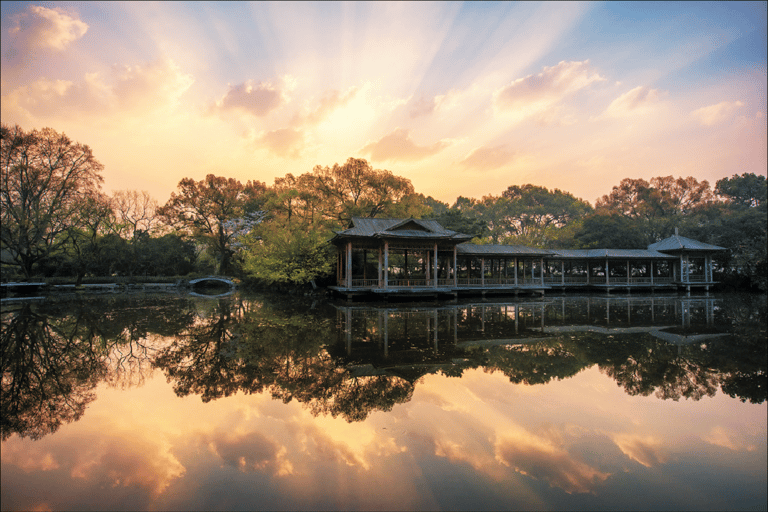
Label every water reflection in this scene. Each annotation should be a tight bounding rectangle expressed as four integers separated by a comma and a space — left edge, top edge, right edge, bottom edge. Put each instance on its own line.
1, 293, 765, 442
332, 296, 765, 405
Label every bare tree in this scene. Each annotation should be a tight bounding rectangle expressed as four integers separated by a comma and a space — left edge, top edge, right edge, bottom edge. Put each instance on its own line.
1, 124, 104, 278
110, 189, 160, 239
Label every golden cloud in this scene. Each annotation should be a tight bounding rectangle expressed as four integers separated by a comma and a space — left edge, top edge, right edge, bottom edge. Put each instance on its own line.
255, 127, 305, 158
213, 79, 285, 117
691, 100, 744, 126
459, 145, 516, 171
1, 57, 193, 119
495, 60, 605, 111
293, 87, 359, 126
601, 86, 663, 119
8, 5, 88, 52
360, 128, 450, 162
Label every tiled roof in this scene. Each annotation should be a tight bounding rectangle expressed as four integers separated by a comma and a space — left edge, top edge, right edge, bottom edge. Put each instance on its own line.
550, 249, 676, 259
648, 235, 726, 252
332, 217, 473, 241
456, 243, 554, 257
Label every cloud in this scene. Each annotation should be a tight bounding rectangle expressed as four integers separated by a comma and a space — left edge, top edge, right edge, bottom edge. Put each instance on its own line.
408, 96, 439, 119
294, 88, 359, 126
255, 127, 305, 158
600, 86, 663, 119
213, 79, 285, 117
459, 145, 516, 171
1, 57, 193, 119
495, 60, 605, 111
691, 100, 744, 126
360, 128, 449, 162
8, 5, 88, 52
112, 57, 194, 111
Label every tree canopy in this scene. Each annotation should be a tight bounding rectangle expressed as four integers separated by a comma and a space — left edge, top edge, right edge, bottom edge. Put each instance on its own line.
1, 124, 104, 278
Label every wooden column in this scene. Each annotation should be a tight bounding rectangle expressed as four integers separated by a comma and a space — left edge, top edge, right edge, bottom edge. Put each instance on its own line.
481, 258, 485, 286
514, 257, 518, 287
453, 246, 458, 286
650, 260, 654, 285
378, 246, 383, 288
541, 257, 545, 286
347, 242, 352, 288
605, 260, 609, 285
384, 241, 389, 288
434, 243, 439, 287
561, 260, 565, 286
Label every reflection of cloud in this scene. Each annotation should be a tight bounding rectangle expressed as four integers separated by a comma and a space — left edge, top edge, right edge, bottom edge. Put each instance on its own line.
702, 426, 757, 452
459, 145, 516, 171
360, 128, 449, 162
71, 436, 185, 496
495, 60, 605, 111
611, 434, 666, 468
212, 79, 285, 117
2, 57, 193, 118
3, 424, 186, 498
691, 100, 744, 126
9, 5, 88, 52
601, 86, 663, 118
205, 430, 294, 475
495, 430, 609, 494
255, 127, 304, 158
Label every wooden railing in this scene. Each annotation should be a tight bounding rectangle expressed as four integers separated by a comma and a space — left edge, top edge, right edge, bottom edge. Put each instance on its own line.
343, 275, 680, 289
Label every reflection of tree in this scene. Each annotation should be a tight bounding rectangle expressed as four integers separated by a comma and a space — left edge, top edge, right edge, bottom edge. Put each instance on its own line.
153, 298, 418, 422
1, 295, 199, 440
480, 342, 588, 385
1, 303, 105, 440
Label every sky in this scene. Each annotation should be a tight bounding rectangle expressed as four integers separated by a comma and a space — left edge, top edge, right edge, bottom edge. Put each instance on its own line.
1, 1, 766, 206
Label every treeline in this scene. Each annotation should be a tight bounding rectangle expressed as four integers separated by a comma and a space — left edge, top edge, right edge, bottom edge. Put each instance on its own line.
2, 124, 766, 290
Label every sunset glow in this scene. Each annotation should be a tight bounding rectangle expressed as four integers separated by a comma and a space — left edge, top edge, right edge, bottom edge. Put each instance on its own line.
2, 1, 765, 204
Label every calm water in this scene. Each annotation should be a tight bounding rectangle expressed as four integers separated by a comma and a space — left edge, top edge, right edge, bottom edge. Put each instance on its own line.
1, 292, 766, 511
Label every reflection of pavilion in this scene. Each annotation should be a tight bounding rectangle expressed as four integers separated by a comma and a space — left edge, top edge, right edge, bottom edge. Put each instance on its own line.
329, 218, 725, 299
333, 296, 723, 360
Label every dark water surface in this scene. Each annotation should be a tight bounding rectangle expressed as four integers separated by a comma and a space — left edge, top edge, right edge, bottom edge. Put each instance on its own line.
1, 292, 766, 511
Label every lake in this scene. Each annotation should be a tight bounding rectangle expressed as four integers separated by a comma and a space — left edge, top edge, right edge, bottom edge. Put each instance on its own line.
1, 292, 766, 511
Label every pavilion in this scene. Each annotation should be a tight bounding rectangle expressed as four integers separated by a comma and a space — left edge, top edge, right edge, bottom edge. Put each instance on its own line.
329, 217, 725, 299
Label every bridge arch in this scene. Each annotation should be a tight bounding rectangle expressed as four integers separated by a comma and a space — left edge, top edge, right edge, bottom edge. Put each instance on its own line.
188, 277, 236, 288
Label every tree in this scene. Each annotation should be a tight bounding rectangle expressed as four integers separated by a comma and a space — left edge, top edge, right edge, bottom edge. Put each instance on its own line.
110, 190, 160, 240
241, 222, 335, 285
311, 157, 415, 223
715, 173, 767, 208
158, 174, 266, 275
596, 176, 715, 243
1, 124, 104, 278
573, 212, 649, 249
448, 185, 592, 245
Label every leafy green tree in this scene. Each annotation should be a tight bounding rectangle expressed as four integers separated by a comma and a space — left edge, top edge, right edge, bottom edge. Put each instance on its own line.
715, 173, 766, 208
573, 212, 649, 249
241, 222, 334, 285
158, 174, 266, 275
1, 124, 105, 278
